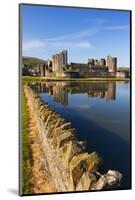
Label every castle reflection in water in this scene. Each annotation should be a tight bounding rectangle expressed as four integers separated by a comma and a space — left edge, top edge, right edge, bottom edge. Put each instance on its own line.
31, 82, 117, 106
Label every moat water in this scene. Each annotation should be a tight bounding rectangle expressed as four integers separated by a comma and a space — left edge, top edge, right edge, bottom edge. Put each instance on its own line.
32, 81, 131, 189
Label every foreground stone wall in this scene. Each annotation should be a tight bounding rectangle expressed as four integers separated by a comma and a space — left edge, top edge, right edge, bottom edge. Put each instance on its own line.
24, 85, 122, 192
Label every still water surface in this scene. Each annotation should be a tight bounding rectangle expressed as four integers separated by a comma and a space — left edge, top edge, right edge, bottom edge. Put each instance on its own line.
33, 81, 130, 189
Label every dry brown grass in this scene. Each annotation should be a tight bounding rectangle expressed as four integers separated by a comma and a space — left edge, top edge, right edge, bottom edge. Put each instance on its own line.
25, 90, 56, 194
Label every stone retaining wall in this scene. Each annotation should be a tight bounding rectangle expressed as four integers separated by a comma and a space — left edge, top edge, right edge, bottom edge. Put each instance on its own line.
24, 85, 122, 192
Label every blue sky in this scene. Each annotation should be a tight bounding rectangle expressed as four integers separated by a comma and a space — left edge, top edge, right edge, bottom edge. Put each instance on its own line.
21, 5, 130, 67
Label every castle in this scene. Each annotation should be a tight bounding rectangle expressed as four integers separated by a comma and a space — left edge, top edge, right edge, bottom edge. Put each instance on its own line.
22, 50, 129, 78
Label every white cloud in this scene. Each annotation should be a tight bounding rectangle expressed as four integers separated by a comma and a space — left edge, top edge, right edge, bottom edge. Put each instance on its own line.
22, 28, 95, 54
22, 23, 129, 58
104, 25, 129, 30
23, 40, 92, 55
48, 41, 92, 48
86, 18, 106, 25
76, 42, 92, 48
45, 28, 98, 42
23, 40, 45, 51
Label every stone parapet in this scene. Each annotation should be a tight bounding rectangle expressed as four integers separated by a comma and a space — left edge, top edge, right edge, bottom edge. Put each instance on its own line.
24, 85, 122, 192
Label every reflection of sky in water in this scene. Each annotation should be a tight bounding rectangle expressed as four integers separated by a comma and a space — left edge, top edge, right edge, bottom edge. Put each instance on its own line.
39, 81, 130, 189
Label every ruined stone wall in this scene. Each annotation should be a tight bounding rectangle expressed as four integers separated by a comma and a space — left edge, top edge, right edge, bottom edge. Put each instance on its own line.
24, 85, 122, 192
80, 72, 116, 78
116, 71, 129, 78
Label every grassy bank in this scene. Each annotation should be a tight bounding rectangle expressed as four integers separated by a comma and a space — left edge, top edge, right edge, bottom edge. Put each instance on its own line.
22, 76, 130, 83
22, 87, 31, 194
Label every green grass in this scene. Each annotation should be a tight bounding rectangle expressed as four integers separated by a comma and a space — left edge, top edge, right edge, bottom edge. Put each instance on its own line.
22, 56, 47, 64
22, 87, 31, 194
22, 76, 130, 83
